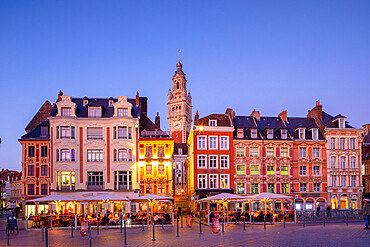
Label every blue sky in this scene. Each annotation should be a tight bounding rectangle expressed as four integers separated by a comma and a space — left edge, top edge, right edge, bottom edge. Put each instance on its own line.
1, 0, 369, 170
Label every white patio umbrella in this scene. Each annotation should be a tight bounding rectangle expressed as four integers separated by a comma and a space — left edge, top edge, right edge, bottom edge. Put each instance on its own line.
246, 193, 293, 201
130, 194, 173, 202
27, 194, 76, 202
83, 194, 128, 202
197, 193, 247, 202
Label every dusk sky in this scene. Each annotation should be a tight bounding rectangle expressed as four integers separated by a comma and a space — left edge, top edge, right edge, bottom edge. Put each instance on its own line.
1, 0, 369, 171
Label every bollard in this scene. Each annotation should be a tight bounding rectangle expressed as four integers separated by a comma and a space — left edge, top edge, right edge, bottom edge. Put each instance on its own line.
124, 218, 127, 245
120, 215, 123, 233
42, 221, 45, 241
181, 213, 183, 228
89, 223, 92, 247
152, 221, 155, 241
264, 213, 266, 230
71, 217, 74, 238
45, 227, 48, 247
243, 213, 246, 231
303, 214, 306, 227
199, 213, 202, 234
7, 223, 9, 246
283, 212, 286, 229
142, 218, 144, 231
222, 215, 224, 233
97, 213, 99, 235
177, 216, 179, 237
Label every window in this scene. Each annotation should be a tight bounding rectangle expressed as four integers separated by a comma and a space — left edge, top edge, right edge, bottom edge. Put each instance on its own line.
118, 149, 127, 161
340, 175, 346, 187
198, 174, 206, 189
236, 165, 245, 175
313, 148, 319, 158
237, 183, 245, 194
266, 147, 274, 157
28, 184, 35, 195
61, 107, 72, 116
298, 128, 305, 139
267, 166, 274, 175
339, 118, 345, 128
41, 165, 48, 176
312, 129, 319, 140
41, 184, 48, 195
299, 147, 306, 158
128, 149, 132, 161
87, 150, 103, 162
300, 183, 307, 192
28, 146, 35, 157
114, 171, 132, 190
281, 129, 287, 139
250, 147, 258, 157
313, 166, 320, 175
158, 183, 165, 194
351, 175, 356, 187
313, 183, 320, 192
198, 155, 206, 168
118, 127, 127, 139
158, 146, 165, 158
300, 166, 306, 176
71, 149, 75, 161
158, 165, 165, 175
209, 174, 218, 189
56, 149, 59, 161
340, 138, 345, 149
88, 107, 101, 118
209, 136, 218, 149
117, 108, 128, 117
71, 126, 75, 139
209, 120, 217, 126
267, 129, 274, 139
251, 129, 258, 139
350, 138, 355, 149
61, 149, 70, 161
57, 171, 76, 190
237, 128, 243, 138
281, 166, 288, 176
331, 138, 336, 149
56, 126, 59, 139
281, 183, 289, 193
331, 156, 336, 168
145, 146, 152, 158
251, 183, 258, 194
220, 156, 229, 169
178, 148, 183, 155
220, 137, 229, 150
236, 147, 245, 157
146, 165, 152, 175
280, 148, 288, 157
340, 156, 345, 168
197, 136, 206, 149
41, 146, 48, 157
350, 157, 356, 168
209, 155, 217, 169
28, 165, 35, 176
251, 165, 259, 175
220, 174, 229, 189
267, 183, 274, 193
176, 174, 181, 183
61, 126, 70, 138
331, 175, 336, 187
87, 127, 103, 140
146, 184, 152, 194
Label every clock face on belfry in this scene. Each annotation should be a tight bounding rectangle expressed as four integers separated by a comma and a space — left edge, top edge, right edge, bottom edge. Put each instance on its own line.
173, 121, 181, 129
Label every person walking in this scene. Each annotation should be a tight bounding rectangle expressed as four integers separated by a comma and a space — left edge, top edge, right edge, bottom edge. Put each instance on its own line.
363, 199, 370, 229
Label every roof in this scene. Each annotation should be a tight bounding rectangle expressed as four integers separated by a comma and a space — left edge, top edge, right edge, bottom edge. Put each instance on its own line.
50, 96, 144, 118
25, 101, 52, 133
20, 121, 50, 141
287, 117, 325, 140
0, 169, 19, 181
174, 143, 188, 155
140, 114, 170, 138
320, 111, 353, 128
197, 114, 232, 127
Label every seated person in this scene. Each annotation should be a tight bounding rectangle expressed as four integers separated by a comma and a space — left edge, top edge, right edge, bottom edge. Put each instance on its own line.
153, 214, 161, 224
100, 215, 109, 226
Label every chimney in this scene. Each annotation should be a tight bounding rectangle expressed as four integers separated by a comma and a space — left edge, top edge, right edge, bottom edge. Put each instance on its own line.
307, 101, 322, 120
155, 112, 160, 128
57, 90, 63, 102
194, 110, 199, 125
225, 108, 235, 120
363, 124, 370, 137
136, 92, 139, 106
251, 109, 260, 121
278, 110, 288, 122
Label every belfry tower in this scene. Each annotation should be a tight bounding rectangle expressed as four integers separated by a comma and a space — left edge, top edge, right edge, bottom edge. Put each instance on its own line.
167, 59, 193, 143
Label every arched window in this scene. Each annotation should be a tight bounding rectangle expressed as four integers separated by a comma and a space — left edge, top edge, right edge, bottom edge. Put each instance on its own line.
176, 81, 179, 89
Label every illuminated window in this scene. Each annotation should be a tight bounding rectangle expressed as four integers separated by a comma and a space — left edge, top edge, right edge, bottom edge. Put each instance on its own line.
266, 147, 274, 157
158, 165, 164, 175
250, 147, 258, 157
236, 147, 244, 157
158, 146, 165, 158
267, 166, 274, 175
251, 165, 259, 175
236, 165, 245, 175
280, 147, 288, 157
209, 174, 218, 189
237, 128, 244, 138
158, 183, 165, 194
198, 174, 206, 189
146, 165, 152, 175
281, 166, 288, 176
237, 183, 245, 194
281, 183, 289, 193
146, 184, 152, 194
267, 183, 274, 193
61, 149, 70, 161
251, 183, 258, 194
220, 174, 229, 189
145, 146, 152, 158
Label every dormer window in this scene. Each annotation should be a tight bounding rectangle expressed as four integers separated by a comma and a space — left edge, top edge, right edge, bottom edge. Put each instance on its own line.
281, 129, 287, 139
109, 100, 114, 107
209, 120, 217, 126
88, 107, 102, 118
61, 107, 72, 116
251, 129, 257, 139
83, 99, 88, 106
267, 129, 273, 139
298, 128, 305, 139
312, 128, 319, 140
117, 108, 128, 117
237, 128, 244, 138
338, 118, 345, 128
178, 148, 183, 155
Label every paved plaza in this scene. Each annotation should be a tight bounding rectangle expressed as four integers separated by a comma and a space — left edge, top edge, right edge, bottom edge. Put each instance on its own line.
1, 217, 370, 247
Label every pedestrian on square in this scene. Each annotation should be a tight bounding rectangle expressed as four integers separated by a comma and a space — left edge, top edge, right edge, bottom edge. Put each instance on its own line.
316, 206, 320, 217
363, 199, 370, 229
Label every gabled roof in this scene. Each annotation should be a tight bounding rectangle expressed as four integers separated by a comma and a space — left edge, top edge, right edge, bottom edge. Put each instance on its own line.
197, 114, 232, 127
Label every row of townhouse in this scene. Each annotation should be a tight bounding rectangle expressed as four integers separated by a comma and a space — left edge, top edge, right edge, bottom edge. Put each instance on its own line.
186, 101, 363, 211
